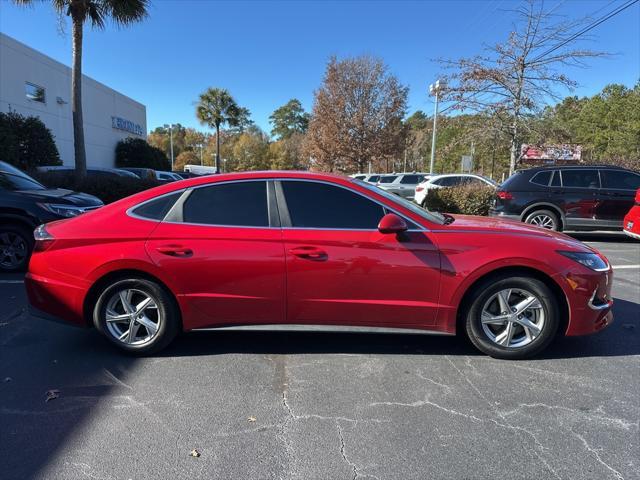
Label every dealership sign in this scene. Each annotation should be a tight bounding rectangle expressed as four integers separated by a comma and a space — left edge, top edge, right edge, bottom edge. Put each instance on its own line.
111, 116, 144, 136
520, 144, 582, 162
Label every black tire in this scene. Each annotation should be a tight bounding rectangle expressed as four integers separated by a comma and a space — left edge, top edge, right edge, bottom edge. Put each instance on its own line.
524, 209, 560, 231
464, 275, 559, 360
92, 278, 180, 355
0, 224, 34, 272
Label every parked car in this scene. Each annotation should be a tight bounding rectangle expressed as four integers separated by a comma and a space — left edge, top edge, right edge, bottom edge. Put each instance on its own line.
173, 171, 199, 180
623, 188, 640, 240
120, 167, 157, 181
375, 173, 429, 199
27, 171, 613, 359
414, 174, 497, 206
155, 171, 183, 183
38, 166, 140, 180
0, 161, 103, 272
489, 165, 640, 231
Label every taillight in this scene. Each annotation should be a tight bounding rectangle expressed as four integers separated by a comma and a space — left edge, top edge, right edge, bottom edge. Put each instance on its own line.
497, 191, 513, 200
33, 224, 55, 252
415, 186, 424, 192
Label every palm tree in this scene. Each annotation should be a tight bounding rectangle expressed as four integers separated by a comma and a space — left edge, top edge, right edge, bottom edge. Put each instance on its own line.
13, 0, 149, 181
196, 88, 249, 173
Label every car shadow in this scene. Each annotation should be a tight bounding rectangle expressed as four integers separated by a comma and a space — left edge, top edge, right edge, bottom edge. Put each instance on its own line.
567, 231, 638, 243
160, 297, 639, 360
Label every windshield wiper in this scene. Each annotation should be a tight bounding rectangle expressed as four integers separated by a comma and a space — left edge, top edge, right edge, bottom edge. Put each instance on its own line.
442, 213, 455, 225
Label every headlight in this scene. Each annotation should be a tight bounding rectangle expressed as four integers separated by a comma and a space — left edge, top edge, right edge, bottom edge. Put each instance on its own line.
37, 203, 89, 218
558, 251, 609, 272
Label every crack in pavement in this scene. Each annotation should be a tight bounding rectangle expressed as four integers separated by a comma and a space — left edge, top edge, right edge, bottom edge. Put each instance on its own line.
502, 403, 639, 430
572, 430, 625, 480
337, 423, 358, 480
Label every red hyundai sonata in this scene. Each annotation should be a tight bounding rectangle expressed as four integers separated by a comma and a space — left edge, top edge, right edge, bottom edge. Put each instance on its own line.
26, 171, 614, 359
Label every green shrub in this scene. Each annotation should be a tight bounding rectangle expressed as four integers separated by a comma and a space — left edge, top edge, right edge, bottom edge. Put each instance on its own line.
0, 111, 61, 171
116, 138, 170, 171
423, 184, 495, 216
33, 171, 159, 204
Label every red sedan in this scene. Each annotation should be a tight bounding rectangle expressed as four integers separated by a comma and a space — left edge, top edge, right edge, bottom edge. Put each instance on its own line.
26, 171, 614, 359
623, 188, 640, 240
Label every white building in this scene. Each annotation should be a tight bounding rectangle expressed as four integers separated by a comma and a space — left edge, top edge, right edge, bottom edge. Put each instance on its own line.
0, 33, 146, 168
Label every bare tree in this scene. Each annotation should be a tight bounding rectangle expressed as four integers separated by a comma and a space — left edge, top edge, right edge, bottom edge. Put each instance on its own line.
305, 55, 408, 173
437, 0, 607, 175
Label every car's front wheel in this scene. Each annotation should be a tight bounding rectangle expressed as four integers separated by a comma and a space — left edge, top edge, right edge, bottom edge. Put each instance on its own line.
93, 278, 180, 355
0, 224, 33, 272
464, 275, 559, 359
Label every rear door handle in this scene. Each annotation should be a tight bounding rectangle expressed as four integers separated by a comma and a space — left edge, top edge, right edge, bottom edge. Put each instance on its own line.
156, 245, 193, 257
289, 246, 328, 260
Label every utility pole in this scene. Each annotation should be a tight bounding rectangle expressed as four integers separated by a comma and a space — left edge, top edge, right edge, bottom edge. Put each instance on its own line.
428, 80, 445, 174
167, 124, 174, 171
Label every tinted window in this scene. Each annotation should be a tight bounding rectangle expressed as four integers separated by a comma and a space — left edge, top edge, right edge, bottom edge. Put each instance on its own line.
400, 175, 424, 184
379, 176, 397, 184
600, 170, 640, 190
131, 192, 182, 220
282, 181, 385, 229
530, 171, 552, 186
550, 171, 561, 187
561, 169, 600, 188
0, 172, 45, 191
353, 175, 366, 180
435, 177, 458, 187
368, 175, 380, 182
183, 181, 269, 227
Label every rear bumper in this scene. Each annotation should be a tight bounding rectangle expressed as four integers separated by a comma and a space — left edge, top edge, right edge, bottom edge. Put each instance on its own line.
25, 272, 88, 327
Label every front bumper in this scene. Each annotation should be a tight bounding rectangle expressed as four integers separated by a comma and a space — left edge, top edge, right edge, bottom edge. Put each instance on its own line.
561, 266, 614, 336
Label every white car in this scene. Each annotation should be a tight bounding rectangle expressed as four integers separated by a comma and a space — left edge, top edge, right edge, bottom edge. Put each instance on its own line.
414, 174, 498, 206
375, 173, 430, 199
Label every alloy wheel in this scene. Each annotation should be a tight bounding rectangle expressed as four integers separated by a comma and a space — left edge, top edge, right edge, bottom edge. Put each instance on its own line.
528, 214, 556, 230
0, 232, 28, 269
480, 288, 545, 348
104, 288, 161, 346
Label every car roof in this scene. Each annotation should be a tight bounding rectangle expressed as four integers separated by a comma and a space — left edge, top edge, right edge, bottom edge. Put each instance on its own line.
519, 164, 632, 172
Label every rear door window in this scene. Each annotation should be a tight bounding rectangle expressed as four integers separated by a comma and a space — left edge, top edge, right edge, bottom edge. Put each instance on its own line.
182, 181, 269, 227
560, 169, 600, 189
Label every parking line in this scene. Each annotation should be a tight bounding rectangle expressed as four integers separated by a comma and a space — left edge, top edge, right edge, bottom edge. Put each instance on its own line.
0, 280, 24, 284
612, 265, 640, 270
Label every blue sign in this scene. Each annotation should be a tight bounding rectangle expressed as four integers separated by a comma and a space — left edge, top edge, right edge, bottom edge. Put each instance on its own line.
111, 116, 144, 136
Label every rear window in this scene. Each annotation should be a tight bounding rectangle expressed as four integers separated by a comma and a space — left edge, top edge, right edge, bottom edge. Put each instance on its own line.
399, 175, 424, 184
131, 192, 182, 220
379, 176, 397, 184
530, 171, 552, 186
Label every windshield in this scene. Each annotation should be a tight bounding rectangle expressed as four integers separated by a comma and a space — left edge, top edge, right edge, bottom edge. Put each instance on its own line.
0, 172, 46, 191
354, 179, 446, 225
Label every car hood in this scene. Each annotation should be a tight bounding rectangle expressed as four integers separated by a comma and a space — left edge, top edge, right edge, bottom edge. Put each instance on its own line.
16, 188, 103, 207
443, 214, 587, 247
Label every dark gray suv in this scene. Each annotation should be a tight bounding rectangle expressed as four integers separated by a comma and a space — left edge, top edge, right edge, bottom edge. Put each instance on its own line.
489, 165, 640, 231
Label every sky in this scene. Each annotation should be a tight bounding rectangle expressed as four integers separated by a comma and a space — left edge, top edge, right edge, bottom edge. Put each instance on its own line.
1, 0, 638, 136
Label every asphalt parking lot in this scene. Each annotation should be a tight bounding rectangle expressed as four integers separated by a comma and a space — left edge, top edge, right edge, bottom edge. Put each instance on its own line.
1, 232, 638, 480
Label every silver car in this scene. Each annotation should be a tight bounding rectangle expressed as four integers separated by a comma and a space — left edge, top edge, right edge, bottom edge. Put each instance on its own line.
376, 173, 429, 199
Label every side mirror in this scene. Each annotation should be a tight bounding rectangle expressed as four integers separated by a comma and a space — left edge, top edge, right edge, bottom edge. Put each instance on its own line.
378, 213, 408, 234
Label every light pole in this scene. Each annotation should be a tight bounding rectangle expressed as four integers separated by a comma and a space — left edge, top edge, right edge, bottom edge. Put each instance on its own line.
164, 123, 174, 171
428, 80, 445, 174
199, 143, 203, 166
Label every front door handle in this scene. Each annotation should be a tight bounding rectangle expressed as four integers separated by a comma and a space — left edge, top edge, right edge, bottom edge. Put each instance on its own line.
289, 246, 328, 260
156, 245, 193, 257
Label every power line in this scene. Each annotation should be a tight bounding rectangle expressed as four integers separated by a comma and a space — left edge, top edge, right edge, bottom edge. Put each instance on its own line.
530, 0, 639, 63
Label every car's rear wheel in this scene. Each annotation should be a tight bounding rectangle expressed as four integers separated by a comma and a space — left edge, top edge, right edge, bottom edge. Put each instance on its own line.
93, 278, 180, 355
0, 224, 33, 272
464, 275, 559, 359
524, 209, 560, 231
